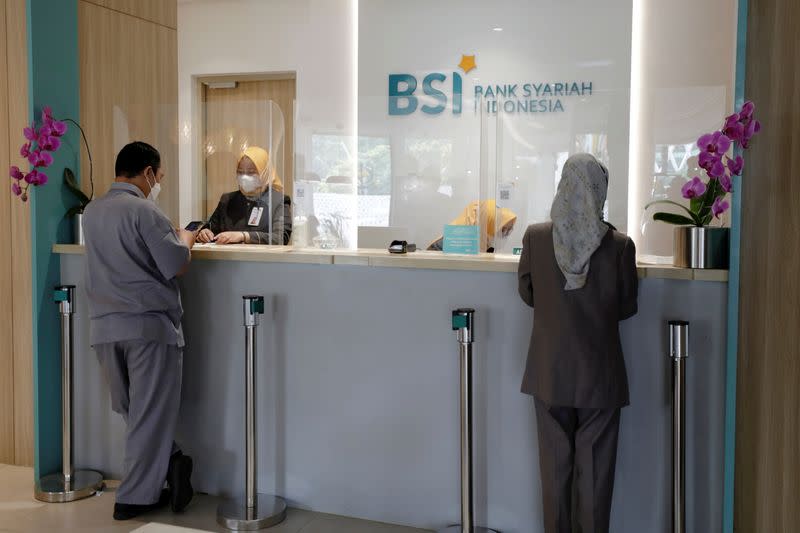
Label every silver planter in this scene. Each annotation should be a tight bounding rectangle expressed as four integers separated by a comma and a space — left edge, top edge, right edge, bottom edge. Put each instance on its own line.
74, 213, 85, 245
673, 226, 729, 269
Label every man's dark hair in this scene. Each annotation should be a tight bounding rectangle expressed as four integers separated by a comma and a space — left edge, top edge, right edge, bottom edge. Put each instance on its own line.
115, 141, 161, 178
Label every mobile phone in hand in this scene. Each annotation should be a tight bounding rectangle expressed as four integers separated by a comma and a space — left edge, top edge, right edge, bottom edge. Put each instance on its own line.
184, 220, 204, 232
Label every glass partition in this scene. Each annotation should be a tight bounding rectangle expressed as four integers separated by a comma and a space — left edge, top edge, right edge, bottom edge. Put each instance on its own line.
293, 133, 358, 249
177, 0, 737, 258
356, 0, 632, 253
200, 96, 288, 246
485, 93, 625, 255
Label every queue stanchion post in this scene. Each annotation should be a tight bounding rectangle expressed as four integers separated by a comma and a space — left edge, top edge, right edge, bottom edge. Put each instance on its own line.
438, 309, 498, 533
217, 295, 287, 530
669, 320, 690, 533
35, 285, 104, 503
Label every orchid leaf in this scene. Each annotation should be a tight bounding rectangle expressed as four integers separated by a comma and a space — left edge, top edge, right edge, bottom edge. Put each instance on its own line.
63, 168, 90, 206
644, 200, 701, 225
65, 205, 84, 218
653, 212, 698, 226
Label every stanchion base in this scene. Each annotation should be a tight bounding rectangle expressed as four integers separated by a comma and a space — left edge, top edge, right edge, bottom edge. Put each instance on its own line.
34, 470, 104, 503
217, 494, 287, 531
437, 526, 499, 533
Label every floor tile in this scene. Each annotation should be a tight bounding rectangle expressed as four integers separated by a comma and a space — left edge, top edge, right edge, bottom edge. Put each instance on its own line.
298, 514, 430, 533
0, 467, 429, 533
131, 524, 213, 532
143, 493, 316, 533
0, 465, 35, 503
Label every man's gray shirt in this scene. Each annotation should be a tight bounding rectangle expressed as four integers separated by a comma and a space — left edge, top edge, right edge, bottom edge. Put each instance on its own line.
83, 182, 189, 347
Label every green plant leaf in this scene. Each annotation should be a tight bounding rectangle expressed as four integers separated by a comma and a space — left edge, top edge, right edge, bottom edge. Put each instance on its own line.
690, 196, 703, 213
653, 212, 698, 226
63, 168, 90, 206
65, 205, 84, 218
644, 200, 701, 225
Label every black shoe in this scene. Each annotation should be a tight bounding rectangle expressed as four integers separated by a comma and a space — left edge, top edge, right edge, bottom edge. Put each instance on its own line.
113, 489, 170, 520
167, 451, 194, 512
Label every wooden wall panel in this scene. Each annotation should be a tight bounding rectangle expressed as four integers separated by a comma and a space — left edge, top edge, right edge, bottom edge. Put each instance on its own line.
82, 0, 177, 29
203, 79, 296, 217
736, 0, 800, 531
79, 0, 179, 222
4, 0, 34, 467
0, 0, 16, 466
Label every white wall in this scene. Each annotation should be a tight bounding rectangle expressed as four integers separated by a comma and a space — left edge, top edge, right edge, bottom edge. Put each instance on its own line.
629, 0, 737, 260
177, 0, 355, 224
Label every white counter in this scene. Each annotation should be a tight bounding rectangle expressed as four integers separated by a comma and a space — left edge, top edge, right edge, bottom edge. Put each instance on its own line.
53, 244, 729, 281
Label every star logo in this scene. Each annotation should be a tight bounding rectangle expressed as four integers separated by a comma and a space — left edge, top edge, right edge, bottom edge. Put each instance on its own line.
458, 54, 476, 74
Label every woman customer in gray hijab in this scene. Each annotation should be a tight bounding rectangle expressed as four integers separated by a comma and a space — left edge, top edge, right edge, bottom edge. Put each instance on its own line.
517, 153, 639, 533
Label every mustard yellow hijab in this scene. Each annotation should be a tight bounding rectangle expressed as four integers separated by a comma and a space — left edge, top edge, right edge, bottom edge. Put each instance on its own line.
239, 146, 284, 193
441, 200, 517, 250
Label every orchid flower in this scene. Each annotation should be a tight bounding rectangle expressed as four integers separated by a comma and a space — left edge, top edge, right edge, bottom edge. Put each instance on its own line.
720, 173, 733, 193
41, 136, 60, 151
649, 100, 760, 229
739, 101, 754, 120
24, 170, 39, 184
681, 176, 707, 199
27, 150, 41, 167
742, 119, 761, 149
697, 131, 732, 156
37, 151, 53, 168
727, 155, 744, 175
708, 158, 726, 179
712, 197, 730, 218
722, 114, 744, 143
51, 120, 67, 136
9, 166, 24, 181
23, 124, 38, 141
9, 105, 84, 202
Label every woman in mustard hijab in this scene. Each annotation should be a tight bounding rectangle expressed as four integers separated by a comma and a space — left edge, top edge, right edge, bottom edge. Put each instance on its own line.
427, 200, 517, 252
198, 146, 292, 245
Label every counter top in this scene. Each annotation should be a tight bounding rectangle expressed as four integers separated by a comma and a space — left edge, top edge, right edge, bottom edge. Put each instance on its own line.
52, 243, 728, 282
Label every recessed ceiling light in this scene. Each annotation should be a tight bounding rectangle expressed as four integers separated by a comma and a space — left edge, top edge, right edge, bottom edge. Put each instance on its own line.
492, 27, 503, 32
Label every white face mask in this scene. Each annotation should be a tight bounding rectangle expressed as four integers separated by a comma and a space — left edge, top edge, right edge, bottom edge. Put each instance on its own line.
237, 173, 261, 194
146, 172, 161, 203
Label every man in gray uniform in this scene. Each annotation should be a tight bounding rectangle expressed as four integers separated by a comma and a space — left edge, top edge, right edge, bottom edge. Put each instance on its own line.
83, 142, 197, 520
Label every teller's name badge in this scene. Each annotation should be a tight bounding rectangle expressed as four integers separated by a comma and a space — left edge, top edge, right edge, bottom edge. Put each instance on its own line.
248, 206, 264, 226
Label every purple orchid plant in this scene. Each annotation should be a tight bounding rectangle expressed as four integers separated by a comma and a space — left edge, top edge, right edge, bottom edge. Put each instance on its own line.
9, 106, 94, 214
9, 106, 67, 202
647, 100, 761, 226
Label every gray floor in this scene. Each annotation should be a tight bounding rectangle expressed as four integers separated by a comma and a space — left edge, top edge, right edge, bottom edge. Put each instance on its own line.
0, 464, 430, 533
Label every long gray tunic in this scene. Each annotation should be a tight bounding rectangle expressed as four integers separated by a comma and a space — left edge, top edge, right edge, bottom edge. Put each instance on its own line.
83, 182, 189, 347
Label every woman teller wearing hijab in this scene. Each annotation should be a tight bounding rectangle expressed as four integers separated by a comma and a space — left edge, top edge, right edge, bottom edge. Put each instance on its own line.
517, 153, 638, 533
427, 200, 517, 252
197, 146, 292, 245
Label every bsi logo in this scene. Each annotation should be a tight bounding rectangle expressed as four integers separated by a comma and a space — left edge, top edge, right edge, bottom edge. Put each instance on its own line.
388, 72, 463, 116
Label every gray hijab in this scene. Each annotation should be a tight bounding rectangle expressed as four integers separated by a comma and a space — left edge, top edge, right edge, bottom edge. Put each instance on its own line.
550, 153, 609, 290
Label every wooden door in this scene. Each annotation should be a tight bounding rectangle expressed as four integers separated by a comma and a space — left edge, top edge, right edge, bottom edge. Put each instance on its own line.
202, 78, 295, 217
